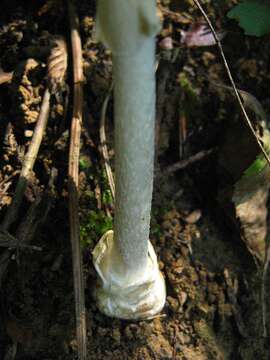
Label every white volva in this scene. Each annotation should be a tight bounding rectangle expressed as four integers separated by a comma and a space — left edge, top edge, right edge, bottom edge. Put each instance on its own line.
92, 0, 166, 319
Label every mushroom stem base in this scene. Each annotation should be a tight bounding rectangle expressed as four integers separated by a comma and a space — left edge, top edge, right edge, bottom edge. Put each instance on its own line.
92, 230, 166, 320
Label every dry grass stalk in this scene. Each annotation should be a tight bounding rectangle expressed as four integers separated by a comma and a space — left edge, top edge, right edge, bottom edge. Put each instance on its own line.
100, 84, 115, 201
67, 1, 87, 359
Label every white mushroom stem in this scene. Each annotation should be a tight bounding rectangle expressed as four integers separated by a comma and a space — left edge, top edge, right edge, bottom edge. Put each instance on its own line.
113, 33, 156, 279
93, 0, 166, 319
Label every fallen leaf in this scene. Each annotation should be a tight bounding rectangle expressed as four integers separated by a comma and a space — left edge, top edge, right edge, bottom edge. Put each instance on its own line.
181, 23, 225, 47
228, 0, 270, 37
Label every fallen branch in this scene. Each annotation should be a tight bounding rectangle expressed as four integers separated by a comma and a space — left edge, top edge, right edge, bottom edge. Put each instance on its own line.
67, 1, 87, 359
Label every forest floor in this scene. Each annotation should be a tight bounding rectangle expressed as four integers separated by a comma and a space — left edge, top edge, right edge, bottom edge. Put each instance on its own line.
1, 0, 270, 359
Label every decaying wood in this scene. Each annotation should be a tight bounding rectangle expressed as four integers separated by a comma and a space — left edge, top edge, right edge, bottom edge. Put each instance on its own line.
67, 1, 87, 359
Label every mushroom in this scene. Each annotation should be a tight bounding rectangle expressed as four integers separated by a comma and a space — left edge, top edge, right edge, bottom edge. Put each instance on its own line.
92, 0, 166, 320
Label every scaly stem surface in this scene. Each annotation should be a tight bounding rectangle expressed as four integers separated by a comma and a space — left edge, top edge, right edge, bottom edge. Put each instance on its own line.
113, 40, 156, 278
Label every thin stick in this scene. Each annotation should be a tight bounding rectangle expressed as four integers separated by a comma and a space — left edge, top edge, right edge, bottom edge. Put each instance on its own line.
192, 0, 270, 168
68, 1, 87, 359
1, 88, 51, 231
100, 84, 115, 201
165, 148, 214, 174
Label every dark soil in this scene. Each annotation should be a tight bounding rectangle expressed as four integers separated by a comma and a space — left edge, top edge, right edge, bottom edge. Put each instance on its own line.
1, 0, 270, 359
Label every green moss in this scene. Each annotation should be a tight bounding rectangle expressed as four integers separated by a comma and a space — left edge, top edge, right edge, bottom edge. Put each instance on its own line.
79, 156, 114, 248
80, 210, 113, 248
150, 220, 162, 237
102, 188, 113, 206
79, 155, 92, 171
177, 72, 198, 99
150, 206, 169, 237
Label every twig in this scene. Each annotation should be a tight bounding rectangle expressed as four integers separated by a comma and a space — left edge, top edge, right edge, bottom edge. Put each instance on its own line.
0, 231, 42, 251
100, 84, 115, 201
1, 88, 51, 231
165, 148, 214, 174
179, 112, 187, 159
68, 2, 87, 359
192, 0, 270, 168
